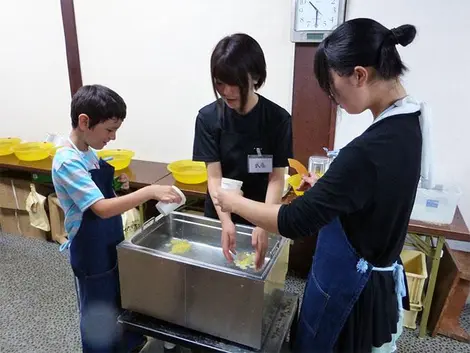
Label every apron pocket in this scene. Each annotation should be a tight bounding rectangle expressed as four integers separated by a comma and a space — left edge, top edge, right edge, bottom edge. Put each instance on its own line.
78, 263, 122, 350
300, 271, 330, 336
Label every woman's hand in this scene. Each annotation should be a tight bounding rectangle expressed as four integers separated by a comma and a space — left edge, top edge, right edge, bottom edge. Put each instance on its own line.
297, 172, 319, 192
252, 227, 268, 270
213, 188, 242, 213
221, 220, 237, 262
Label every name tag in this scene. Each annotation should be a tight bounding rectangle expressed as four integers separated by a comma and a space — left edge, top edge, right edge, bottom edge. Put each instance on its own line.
247, 155, 273, 173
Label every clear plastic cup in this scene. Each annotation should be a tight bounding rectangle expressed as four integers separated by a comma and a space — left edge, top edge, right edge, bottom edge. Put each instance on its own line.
155, 186, 186, 216
221, 177, 243, 191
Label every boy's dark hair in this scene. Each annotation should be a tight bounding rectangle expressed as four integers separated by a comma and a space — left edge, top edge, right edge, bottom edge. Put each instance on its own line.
314, 18, 417, 98
210, 33, 267, 112
71, 84, 127, 129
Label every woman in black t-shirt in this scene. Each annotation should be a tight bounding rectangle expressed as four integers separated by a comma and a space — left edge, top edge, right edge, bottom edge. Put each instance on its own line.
214, 19, 431, 353
192, 33, 293, 265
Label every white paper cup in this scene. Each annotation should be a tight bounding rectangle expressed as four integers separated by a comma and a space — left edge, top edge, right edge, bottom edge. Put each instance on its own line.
221, 177, 243, 191
156, 186, 186, 216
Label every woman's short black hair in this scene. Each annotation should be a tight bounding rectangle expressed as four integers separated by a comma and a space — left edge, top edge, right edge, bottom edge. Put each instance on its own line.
314, 18, 417, 97
71, 84, 127, 129
210, 33, 267, 112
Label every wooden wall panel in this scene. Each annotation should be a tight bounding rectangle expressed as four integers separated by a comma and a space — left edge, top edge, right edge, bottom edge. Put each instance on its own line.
288, 44, 337, 278
292, 44, 336, 166
60, 0, 82, 96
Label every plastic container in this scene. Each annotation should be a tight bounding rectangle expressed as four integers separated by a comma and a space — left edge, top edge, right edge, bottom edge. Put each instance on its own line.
221, 177, 243, 190
167, 160, 207, 184
308, 156, 330, 177
12, 142, 54, 161
410, 184, 461, 225
287, 174, 304, 196
401, 249, 428, 306
156, 186, 187, 216
0, 137, 22, 156
49, 146, 64, 158
97, 149, 135, 171
44, 133, 67, 147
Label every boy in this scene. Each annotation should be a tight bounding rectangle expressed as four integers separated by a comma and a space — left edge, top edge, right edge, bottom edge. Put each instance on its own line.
52, 84, 181, 353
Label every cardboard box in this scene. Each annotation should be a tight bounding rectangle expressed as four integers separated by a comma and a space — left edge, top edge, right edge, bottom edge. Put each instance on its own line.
0, 208, 48, 240
0, 177, 52, 211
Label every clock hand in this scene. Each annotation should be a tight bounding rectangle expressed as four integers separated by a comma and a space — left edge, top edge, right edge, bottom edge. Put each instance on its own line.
309, 1, 323, 16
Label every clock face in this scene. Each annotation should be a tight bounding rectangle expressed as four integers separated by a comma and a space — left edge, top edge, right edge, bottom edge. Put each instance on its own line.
295, 0, 340, 32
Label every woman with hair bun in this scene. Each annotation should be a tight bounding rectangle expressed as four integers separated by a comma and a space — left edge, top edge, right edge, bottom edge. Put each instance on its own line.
214, 18, 433, 353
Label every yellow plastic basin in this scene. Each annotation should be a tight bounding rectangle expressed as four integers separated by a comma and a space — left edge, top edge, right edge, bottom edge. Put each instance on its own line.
287, 174, 304, 196
0, 137, 22, 156
13, 142, 54, 162
49, 146, 65, 158
167, 160, 207, 184
97, 149, 135, 171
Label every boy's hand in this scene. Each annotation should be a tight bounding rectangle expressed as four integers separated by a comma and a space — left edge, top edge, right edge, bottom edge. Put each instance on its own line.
118, 173, 130, 190
149, 185, 182, 203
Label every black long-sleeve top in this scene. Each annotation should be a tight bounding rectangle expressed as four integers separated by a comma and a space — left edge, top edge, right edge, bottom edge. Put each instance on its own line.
278, 111, 422, 267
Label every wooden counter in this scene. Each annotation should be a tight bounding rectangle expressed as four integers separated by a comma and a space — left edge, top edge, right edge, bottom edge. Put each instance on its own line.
1, 154, 469, 337
0, 155, 170, 189
408, 208, 470, 242
157, 174, 207, 197
156, 175, 470, 243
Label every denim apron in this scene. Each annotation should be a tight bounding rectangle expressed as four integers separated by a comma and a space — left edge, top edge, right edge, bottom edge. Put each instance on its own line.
68, 155, 143, 352
294, 217, 406, 353
294, 102, 423, 353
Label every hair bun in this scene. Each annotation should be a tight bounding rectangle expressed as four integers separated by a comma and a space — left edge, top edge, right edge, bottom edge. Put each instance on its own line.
390, 25, 417, 47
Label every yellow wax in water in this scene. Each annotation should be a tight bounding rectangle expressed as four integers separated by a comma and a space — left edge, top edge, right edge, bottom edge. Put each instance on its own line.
234, 252, 256, 270
169, 239, 192, 254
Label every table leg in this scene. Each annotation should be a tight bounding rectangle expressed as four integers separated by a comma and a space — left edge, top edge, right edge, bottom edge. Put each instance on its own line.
419, 235, 445, 338
139, 203, 144, 226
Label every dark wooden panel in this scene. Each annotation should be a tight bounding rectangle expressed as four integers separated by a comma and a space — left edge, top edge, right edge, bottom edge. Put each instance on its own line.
60, 0, 82, 96
288, 44, 337, 278
291, 44, 336, 168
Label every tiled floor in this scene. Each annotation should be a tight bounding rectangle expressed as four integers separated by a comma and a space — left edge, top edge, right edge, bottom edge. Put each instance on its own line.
0, 232, 469, 352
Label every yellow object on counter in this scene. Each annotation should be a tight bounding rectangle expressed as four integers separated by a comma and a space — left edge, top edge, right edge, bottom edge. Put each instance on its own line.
234, 252, 256, 270
97, 149, 135, 171
288, 158, 308, 176
49, 146, 64, 158
167, 160, 207, 184
0, 137, 22, 156
287, 174, 304, 196
13, 142, 54, 161
287, 172, 324, 196
168, 239, 192, 254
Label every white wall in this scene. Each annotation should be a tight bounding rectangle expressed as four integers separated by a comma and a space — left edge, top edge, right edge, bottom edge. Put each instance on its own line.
0, 1, 71, 140
73, 0, 294, 163
1, 0, 468, 225
334, 0, 470, 224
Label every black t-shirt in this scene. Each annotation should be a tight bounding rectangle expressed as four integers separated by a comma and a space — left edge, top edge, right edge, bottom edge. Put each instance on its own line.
193, 94, 293, 225
278, 111, 422, 267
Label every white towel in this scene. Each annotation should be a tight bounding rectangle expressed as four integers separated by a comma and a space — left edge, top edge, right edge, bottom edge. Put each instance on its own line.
372, 96, 434, 189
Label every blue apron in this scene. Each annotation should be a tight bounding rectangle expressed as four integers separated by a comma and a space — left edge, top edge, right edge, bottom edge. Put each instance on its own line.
70, 158, 144, 353
294, 217, 406, 353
